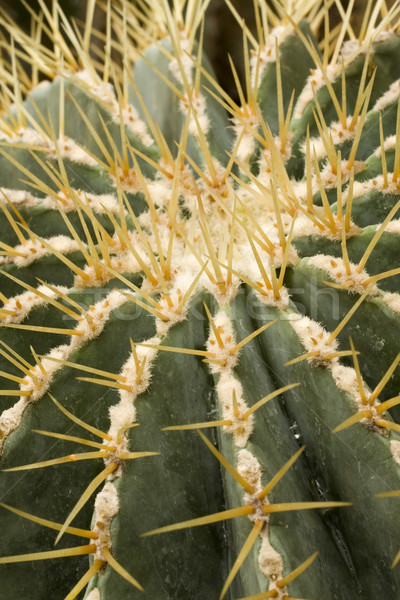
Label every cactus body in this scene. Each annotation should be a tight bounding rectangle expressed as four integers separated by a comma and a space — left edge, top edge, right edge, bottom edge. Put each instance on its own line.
1, 2, 400, 599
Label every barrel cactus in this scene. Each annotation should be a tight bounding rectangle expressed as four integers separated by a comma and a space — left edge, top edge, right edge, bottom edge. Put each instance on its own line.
1, 0, 400, 598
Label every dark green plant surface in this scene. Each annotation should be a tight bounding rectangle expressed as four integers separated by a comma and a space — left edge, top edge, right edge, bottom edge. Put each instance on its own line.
1, 2, 400, 599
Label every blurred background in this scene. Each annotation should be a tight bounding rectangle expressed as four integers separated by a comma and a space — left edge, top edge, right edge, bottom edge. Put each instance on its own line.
0, 0, 394, 102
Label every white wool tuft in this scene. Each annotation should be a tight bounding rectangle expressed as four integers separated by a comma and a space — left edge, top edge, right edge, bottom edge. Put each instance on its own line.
303, 116, 358, 161
1, 285, 68, 324
258, 528, 284, 584
206, 311, 238, 374
250, 26, 287, 85
71, 291, 127, 350
0, 399, 29, 452
237, 449, 263, 492
289, 314, 339, 367
308, 255, 378, 296
331, 364, 368, 407
374, 80, 400, 112
113, 104, 153, 147
11, 236, 80, 268
346, 173, 400, 204
390, 440, 400, 467
216, 373, 254, 447
93, 482, 120, 561
294, 64, 336, 120
86, 591, 101, 600
382, 292, 400, 314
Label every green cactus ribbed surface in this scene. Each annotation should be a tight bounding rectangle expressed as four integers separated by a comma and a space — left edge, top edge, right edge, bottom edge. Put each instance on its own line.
1, 2, 400, 599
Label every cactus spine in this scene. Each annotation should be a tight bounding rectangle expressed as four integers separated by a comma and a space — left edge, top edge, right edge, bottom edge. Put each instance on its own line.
1, 1, 400, 598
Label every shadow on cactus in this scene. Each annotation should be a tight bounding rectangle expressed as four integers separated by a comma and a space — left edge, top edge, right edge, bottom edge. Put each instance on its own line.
1, 0, 400, 598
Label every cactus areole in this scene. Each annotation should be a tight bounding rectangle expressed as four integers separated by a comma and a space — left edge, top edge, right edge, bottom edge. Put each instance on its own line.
1, 1, 400, 598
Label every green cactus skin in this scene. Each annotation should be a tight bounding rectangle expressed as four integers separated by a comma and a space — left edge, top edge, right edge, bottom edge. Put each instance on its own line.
1, 1, 400, 599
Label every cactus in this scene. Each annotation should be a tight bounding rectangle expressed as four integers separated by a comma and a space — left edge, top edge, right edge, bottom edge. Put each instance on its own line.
1, 0, 400, 598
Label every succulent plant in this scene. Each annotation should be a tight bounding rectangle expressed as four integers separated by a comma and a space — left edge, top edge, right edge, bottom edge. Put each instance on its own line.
1, 0, 400, 598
